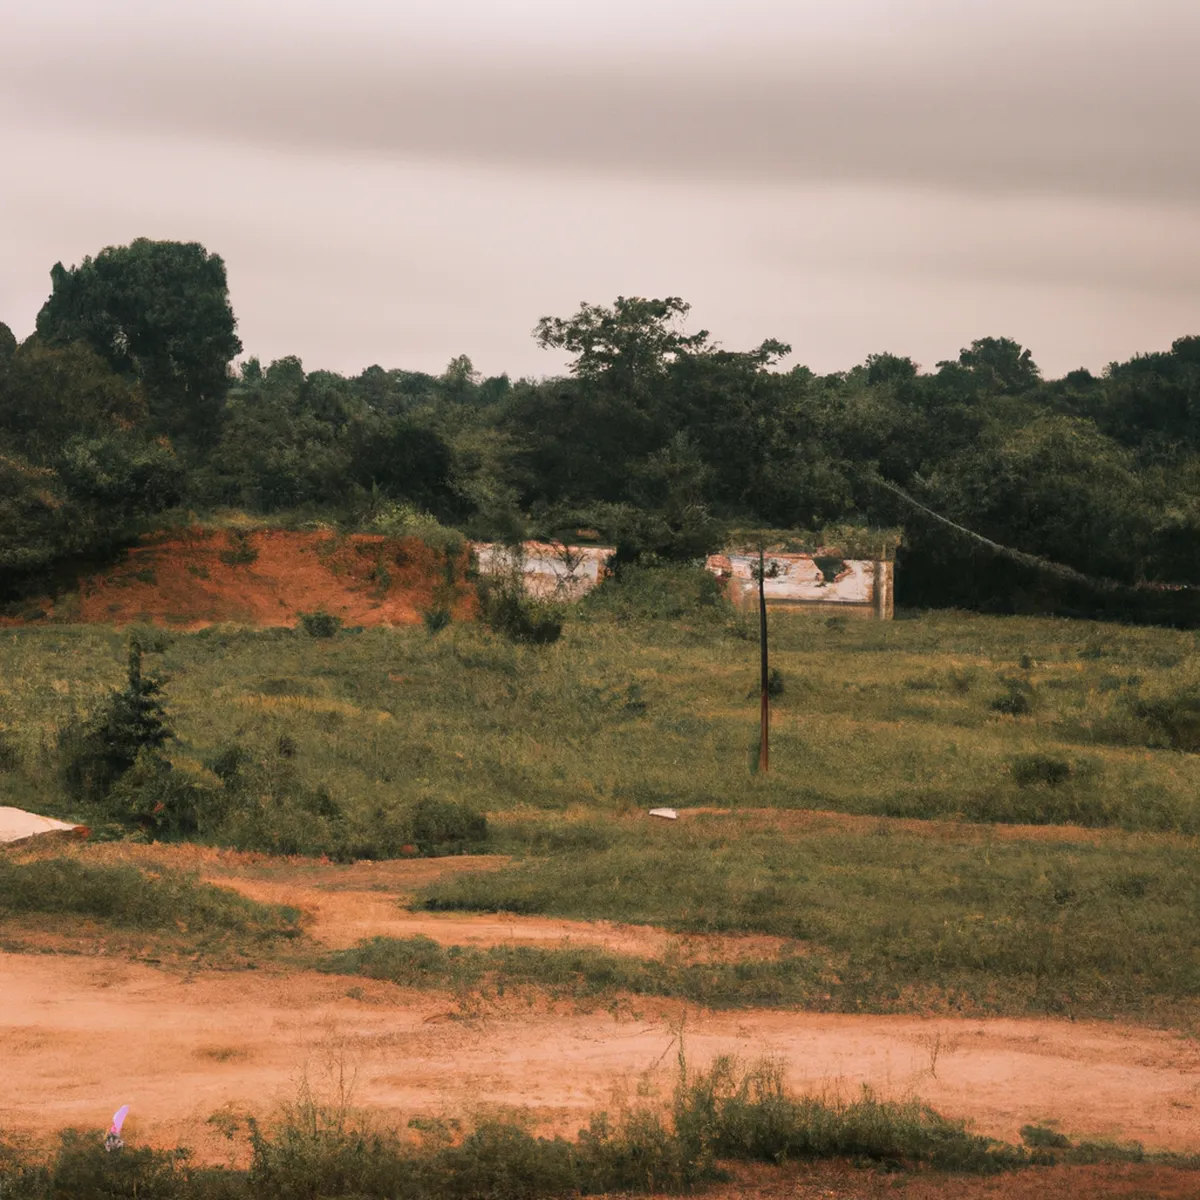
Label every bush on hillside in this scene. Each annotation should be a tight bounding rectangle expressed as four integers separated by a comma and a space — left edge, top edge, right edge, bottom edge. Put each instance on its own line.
582, 563, 725, 623
476, 572, 564, 645
58, 642, 172, 804
299, 610, 343, 638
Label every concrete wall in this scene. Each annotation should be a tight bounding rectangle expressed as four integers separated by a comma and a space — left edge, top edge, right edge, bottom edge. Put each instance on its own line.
472, 542, 616, 601
707, 552, 895, 619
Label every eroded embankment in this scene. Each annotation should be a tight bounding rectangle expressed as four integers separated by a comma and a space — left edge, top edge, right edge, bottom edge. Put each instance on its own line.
0, 527, 476, 629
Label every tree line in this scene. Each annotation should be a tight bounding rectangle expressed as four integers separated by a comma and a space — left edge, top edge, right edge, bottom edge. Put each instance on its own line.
3, 237, 1200, 621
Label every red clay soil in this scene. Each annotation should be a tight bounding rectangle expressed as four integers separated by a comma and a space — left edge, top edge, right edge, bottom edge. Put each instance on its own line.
0, 528, 477, 630
4, 951, 1200, 1165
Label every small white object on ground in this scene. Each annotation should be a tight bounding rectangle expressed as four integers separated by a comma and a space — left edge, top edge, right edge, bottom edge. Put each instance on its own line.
0, 806, 80, 844
648, 808, 678, 820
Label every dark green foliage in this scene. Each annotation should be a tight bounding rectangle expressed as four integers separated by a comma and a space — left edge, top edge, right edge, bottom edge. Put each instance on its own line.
0, 731, 21, 772
9, 244, 1200, 620
477, 574, 564, 644
36, 238, 242, 446
1128, 687, 1200, 752
675, 1057, 1024, 1173
409, 796, 489, 852
1010, 754, 1073, 787
217, 531, 258, 566
323, 934, 824, 1008
421, 605, 453, 635
130, 740, 492, 861
298, 610, 342, 638
582, 564, 725, 623
14, 1130, 193, 1200
1021, 1124, 1072, 1149
58, 644, 172, 805
990, 678, 1033, 716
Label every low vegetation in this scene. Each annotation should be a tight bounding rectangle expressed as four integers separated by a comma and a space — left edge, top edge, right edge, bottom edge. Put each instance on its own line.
6, 1050, 1186, 1200
412, 812, 1200, 1020
4, 598, 1200, 844
0, 856, 300, 940
1, 586, 1199, 1021
323, 934, 829, 1009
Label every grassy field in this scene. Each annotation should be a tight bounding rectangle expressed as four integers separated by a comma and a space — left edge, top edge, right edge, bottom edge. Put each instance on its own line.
414, 810, 1200, 1020
1, 573, 1198, 1020
2, 587, 1199, 833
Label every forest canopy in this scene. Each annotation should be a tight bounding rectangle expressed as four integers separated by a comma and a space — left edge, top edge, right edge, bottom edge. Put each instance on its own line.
3, 238, 1200, 621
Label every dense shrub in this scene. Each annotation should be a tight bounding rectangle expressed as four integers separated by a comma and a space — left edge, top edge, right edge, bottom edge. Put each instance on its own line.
298, 610, 343, 638
218, 530, 259, 565
1010, 754, 1073, 788
58, 644, 172, 804
990, 677, 1033, 716
477, 574, 564, 645
410, 795, 489, 853
582, 564, 724, 623
0, 730, 21, 772
1128, 687, 1200, 752
421, 605, 452, 635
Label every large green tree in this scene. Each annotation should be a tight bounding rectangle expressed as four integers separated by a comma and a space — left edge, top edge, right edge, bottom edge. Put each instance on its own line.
36, 239, 241, 446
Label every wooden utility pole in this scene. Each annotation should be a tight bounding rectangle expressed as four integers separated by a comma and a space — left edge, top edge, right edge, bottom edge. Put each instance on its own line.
758, 544, 769, 773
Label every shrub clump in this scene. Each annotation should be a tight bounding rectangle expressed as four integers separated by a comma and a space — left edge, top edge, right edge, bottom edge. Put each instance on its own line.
1010, 754, 1073, 788
990, 677, 1033, 716
298, 610, 343, 638
583, 564, 725, 623
477, 573, 565, 645
91, 739, 492, 861
57, 642, 172, 805
410, 796, 489, 854
1127, 687, 1200, 752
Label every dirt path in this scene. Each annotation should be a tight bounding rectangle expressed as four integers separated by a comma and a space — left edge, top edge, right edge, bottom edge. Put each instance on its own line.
3, 951, 1198, 1165
220, 875, 790, 960
24, 841, 791, 960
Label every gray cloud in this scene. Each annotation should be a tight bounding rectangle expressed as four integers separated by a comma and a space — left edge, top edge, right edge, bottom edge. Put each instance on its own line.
3, 3, 1199, 205
2, 1, 1198, 380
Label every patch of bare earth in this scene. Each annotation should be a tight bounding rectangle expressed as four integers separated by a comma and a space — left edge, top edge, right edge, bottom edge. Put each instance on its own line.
0, 528, 477, 629
2, 949, 1199, 1167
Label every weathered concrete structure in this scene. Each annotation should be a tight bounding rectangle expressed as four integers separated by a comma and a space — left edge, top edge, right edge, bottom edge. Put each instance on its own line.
472, 542, 616, 601
707, 550, 895, 619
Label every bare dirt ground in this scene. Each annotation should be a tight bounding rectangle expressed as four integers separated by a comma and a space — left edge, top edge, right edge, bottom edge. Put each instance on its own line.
4, 951, 1200, 1183
0, 527, 476, 629
4, 842, 1199, 1199
4, 843, 1200, 1162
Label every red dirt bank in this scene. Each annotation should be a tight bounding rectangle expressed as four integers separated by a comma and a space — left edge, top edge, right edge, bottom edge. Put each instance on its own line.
1, 528, 477, 629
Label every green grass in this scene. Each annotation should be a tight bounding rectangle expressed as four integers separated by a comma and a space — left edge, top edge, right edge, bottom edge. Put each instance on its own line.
0, 856, 300, 940
2, 601, 1200, 841
2, 583, 1200, 1014
323, 934, 831, 1009
414, 813, 1200, 1019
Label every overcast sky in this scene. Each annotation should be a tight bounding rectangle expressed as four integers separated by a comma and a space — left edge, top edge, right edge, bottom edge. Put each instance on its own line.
2, 0, 1198, 380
